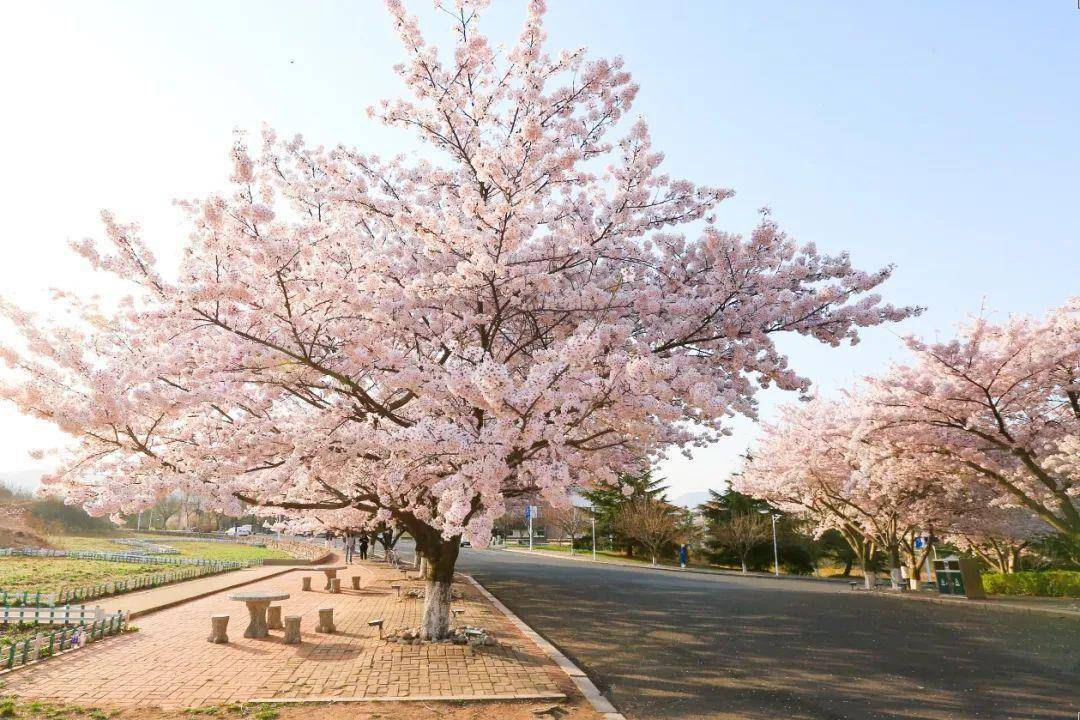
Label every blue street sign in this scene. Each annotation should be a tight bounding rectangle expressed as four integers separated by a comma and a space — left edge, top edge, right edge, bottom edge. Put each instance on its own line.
524, 506, 531, 520
914, 536, 927, 549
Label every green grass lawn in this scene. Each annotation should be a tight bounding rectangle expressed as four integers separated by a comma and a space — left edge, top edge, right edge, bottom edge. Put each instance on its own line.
0, 557, 173, 594
150, 540, 290, 562
0, 535, 293, 600
47, 536, 131, 553
49, 534, 291, 562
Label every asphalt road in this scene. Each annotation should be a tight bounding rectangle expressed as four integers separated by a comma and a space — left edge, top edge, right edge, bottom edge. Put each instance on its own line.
443, 546, 1079, 720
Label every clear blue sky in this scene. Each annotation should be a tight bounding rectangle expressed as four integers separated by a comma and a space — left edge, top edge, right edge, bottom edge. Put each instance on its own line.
1, 1, 1077, 499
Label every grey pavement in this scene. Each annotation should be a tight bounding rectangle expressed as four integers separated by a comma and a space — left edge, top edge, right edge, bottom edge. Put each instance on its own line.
440, 544, 1080, 720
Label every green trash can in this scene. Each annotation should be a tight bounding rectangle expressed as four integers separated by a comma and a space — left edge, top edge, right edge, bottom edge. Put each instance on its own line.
933, 558, 962, 595
932, 556, 984, 599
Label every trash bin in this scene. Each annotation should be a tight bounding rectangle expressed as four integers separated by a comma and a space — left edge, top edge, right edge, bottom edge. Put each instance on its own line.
932, 556, 985, 599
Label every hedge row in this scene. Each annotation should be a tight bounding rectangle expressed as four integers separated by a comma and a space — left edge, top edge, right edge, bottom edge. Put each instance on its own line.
982, 571, 1080, 598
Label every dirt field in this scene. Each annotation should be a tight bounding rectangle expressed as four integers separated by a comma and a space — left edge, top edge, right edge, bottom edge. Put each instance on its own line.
0, 698, 601, 720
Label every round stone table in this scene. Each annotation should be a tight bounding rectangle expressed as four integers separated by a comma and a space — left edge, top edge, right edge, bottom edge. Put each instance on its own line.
310, 565, 347, 591
227, 591, 291, 639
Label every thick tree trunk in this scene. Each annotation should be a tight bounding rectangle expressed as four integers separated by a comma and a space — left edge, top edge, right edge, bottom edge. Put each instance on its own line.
418, 538, 460, 641
888, 543, 902, 590
740, 559, 748, 573
841, 556, 853, 577
1008, 547, 1022, 573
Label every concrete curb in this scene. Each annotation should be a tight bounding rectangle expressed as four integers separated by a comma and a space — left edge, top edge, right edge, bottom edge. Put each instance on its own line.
870, 586, 1080, 619
248, 693, 567, 704
500, 546, 855, 584
498, 548, 1080, 620
117, 567, 300, 619
262, 550, 335, 566
464, 574, 626, 720
498, 546, 854, 586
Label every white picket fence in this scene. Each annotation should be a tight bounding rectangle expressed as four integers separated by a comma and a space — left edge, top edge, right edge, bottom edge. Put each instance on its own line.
0, 604, 107, 626
0, 548, 260, 606
0, 610, 128, 672
113, 538, 180, 555
0, 547, 254, 569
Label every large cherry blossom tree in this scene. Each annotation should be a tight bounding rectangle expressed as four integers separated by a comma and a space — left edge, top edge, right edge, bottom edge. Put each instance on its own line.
0, 0, 914, 637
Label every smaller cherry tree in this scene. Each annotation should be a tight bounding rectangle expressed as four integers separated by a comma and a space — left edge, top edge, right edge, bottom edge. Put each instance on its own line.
738, 395, 947, 588
868, 299, 1080, 539
613, 497, 690, 566
708, 512, 773, 573
543, 501, 590, 554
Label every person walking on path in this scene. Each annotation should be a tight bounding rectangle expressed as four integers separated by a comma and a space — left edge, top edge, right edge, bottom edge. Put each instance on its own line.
679, 544, 689, 569
358, 534, 369, 560
345, 534, 356, 563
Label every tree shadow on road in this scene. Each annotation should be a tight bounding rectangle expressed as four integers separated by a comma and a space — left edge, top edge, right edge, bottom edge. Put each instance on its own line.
472, 563, 1080, 720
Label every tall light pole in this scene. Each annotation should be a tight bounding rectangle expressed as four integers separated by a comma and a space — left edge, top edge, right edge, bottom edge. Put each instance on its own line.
591, 515, 596, 561
759, 508, 780, 577
771, 513, 779, 577
570, 504, 576, 555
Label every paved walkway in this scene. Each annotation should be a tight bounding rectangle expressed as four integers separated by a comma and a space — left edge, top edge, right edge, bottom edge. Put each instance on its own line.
4, 562, 567, 707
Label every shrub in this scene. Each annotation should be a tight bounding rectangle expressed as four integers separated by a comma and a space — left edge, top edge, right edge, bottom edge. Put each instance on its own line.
982, 571, 1080, 598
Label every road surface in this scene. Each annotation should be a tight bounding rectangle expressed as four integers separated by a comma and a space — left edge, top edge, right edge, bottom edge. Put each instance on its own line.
445, 546, 1079, 720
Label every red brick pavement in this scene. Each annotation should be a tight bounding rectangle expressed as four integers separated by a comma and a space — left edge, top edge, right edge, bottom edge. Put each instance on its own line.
2, 563, 566, 707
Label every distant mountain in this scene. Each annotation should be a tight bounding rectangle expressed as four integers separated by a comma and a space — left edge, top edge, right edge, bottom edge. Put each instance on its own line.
0, 469, 44, 494
671, 490, 711, 510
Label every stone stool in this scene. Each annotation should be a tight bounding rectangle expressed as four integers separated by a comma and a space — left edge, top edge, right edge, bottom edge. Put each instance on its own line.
329, 578, 341, 594
207, 614, 229, 644
283, 616, 301, 645
267, 605, 283, 630
351, 576, 362, 590
315, 608, 336, 634
302, 576, 312, 592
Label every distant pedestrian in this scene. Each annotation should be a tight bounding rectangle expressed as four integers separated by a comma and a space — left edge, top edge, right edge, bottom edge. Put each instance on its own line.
679, 544, 689, 569
345, 534, 356, 563
358, 535, 369, 561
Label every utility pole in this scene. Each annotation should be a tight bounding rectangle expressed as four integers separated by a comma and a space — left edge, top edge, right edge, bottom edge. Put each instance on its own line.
771, 514, 780, 577
570, 504, 576, 555
527, 505, 534, 551
591, 516, 596, 561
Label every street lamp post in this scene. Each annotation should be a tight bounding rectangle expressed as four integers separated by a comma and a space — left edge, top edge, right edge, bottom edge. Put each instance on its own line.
570, 504, 576, 555
591, 516, 596, 561
771, 514, 779, 577
759, 508, 780, 577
